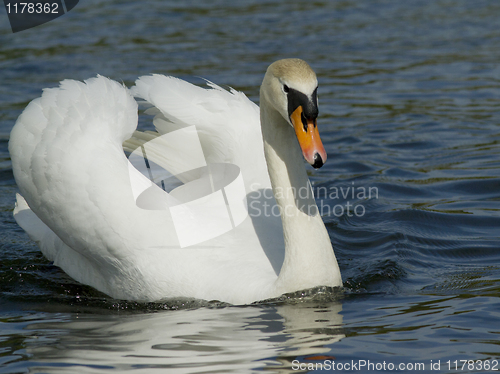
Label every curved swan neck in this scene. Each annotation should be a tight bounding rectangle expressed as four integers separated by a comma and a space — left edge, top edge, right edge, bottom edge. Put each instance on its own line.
259, 94, 342, 294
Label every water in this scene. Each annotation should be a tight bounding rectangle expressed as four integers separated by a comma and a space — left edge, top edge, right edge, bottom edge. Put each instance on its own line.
1, 0, 500, 372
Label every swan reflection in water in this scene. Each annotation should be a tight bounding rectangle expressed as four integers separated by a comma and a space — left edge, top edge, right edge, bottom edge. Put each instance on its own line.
24, 299, 343, 373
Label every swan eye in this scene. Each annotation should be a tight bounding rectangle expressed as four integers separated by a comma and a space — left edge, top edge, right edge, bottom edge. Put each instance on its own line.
283, 84, 290, 94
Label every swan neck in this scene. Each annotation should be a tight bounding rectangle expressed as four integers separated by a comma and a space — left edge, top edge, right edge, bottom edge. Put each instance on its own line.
259, 94, 342, 294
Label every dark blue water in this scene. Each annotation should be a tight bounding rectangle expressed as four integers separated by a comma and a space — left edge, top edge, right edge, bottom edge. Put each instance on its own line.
1, 1, 500, 372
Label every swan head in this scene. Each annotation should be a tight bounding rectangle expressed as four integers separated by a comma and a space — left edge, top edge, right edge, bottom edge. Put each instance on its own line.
261, 58, 327, 169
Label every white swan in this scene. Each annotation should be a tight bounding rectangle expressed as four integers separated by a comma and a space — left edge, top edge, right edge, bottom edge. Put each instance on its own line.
9, 59, 342, 304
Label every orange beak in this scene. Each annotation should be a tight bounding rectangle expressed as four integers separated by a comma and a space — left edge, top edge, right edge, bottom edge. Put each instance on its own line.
290, 105, 327, 168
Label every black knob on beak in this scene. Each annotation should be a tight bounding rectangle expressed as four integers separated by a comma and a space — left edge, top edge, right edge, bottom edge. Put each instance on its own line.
312, 152, 324, 169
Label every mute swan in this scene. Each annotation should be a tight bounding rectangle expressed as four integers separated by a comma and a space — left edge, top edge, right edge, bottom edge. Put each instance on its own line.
9, 59, 342, 304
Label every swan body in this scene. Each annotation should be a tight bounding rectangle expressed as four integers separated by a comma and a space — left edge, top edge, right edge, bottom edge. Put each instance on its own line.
9, 59, 342, 304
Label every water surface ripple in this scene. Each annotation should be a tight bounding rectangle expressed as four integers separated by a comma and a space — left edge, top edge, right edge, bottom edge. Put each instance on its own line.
1, 0, 500, 372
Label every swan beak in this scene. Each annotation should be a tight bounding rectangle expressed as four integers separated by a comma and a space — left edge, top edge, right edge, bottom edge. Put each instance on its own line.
290, 106, 327, 169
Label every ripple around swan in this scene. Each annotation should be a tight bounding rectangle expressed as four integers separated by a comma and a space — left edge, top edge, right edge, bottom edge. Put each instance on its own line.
329, 202, 500, 295
316, 168, 500, 297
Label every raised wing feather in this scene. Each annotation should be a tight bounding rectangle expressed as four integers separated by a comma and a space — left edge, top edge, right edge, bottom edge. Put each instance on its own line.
130, 75, 271, 190
9, 76, 181, 299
